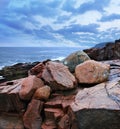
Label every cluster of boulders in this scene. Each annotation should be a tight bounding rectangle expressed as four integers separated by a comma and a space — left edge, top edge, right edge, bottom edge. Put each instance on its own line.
0, 50, 120, 129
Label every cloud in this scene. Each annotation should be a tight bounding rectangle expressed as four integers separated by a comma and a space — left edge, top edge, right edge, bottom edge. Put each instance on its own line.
0, 0, 120, 47
104, 0, 120, 15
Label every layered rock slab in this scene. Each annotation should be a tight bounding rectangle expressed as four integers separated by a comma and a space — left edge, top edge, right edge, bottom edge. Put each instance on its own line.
71, 77, 120, 129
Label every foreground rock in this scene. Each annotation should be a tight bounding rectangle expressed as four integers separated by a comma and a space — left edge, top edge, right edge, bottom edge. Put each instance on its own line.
0, 113, 24, 129
75, 60, 110, 84
84, 39, 120, 61
62, 51, 90, 72
42, 61, 76, 91
0, 59, 120, 129
71, 76, 120, 129
19, 75, 44, 100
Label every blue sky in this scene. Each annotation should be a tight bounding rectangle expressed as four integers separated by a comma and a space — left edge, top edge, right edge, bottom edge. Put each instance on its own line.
0, 0, 120, 48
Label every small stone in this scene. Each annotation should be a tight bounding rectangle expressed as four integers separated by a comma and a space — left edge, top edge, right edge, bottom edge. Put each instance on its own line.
33, 85, 51, 101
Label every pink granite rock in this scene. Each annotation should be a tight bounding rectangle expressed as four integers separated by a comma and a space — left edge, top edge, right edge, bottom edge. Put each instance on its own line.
19, 75, 44, 100
75, 60, 110, 84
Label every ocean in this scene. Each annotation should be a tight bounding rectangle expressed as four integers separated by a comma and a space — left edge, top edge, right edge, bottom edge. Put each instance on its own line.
0, 47, 82, 69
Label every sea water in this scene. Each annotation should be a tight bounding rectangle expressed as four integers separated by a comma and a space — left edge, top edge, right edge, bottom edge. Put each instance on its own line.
0, 47, 82, 69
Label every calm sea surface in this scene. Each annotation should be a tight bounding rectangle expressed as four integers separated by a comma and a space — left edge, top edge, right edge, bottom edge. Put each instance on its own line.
0, 47, 82, 69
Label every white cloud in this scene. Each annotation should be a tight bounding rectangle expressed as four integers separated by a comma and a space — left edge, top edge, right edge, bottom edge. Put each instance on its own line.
98, 19, 120, 31
104, 0, 120, 15
72, 32, 94, 35
73, 0, 94, 9
69, 10, 102, 25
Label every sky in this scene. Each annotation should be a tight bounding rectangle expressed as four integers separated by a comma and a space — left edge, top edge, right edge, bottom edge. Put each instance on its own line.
0, 0, 120, 48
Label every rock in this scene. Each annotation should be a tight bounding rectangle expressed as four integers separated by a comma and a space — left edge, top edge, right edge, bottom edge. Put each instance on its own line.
62, 51, 90, 72
71, 76, 120, 129
0, 113, 24, 129
0, 78, 26, 112
42, 93, 75, 128
23, 99, 43, 129
30, 62, 45, 78
75, 60, 110, 84
19, 75, 44, 100
33, 85, 51, 101
0, 62, 40, 82
84, 39, 120, 61
42, 61, 76, 91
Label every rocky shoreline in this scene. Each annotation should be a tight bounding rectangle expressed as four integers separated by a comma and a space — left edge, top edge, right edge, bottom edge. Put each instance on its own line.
0, 40, 120, 129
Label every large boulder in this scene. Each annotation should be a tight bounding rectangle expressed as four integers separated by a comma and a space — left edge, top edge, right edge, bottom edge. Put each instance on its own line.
23, 99, 43, 129
62, 51, 90, 72
19, 75, 44, 100
75, 60, 110, 84
42, 61, 76, 91
70, 76, 120, 129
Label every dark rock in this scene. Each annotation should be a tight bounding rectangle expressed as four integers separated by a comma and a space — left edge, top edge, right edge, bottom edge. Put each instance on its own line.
23, 99, 43, 129
0, 62, 40, 82
62, 51, 90, 73
84, 40, 120, 61
0, 113, 24, 129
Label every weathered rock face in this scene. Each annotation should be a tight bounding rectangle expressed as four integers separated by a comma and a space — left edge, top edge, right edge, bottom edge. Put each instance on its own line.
0, 78, 26, 112
62, 51, 90, 73
84, 40, 120, 61
33, 85, 51, 101
19, 75, 44, 100
0, 62, 40, 82
42, 61, 76, 91
75, 60, 110, 84
71, 68, 120, 129
23, 99, 43, 129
